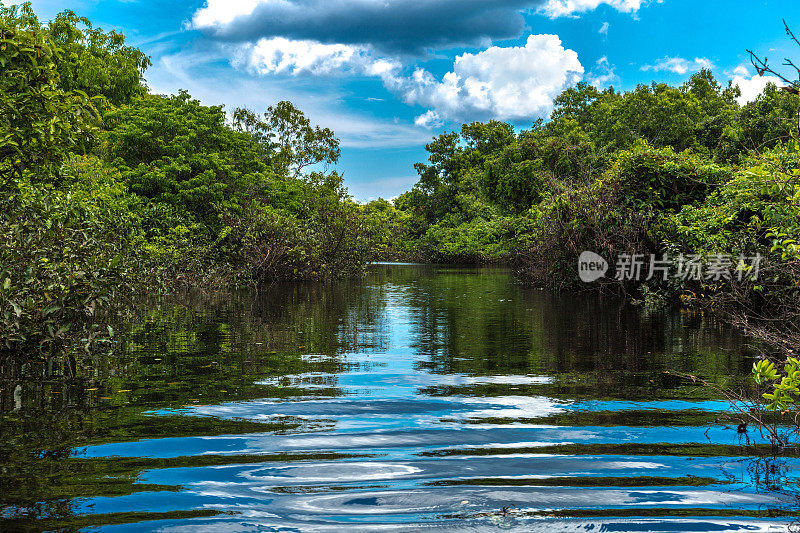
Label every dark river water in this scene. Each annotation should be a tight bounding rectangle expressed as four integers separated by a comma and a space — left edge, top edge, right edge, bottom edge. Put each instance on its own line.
1, 264, 796, 531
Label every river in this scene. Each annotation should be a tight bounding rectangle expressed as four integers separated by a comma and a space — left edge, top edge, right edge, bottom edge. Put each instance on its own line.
1, 264, 795, 531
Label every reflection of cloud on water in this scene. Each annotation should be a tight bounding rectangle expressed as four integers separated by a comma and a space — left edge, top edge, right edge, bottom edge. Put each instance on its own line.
242, 462, 423, 484
257, 371, 554, 389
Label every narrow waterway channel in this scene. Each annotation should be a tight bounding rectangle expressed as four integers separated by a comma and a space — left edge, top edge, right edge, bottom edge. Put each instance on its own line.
1, 264, 794, 532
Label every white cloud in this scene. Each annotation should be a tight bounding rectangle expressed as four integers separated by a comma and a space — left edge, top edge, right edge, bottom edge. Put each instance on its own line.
694, 57, 715, 70
733, 65, 749, 77
587, 56, 617, 87
233, 33, 584, 125
414, 110, 444, 129
386, 34, 584, 124
192, 0, 263, 27
539, 0, 644, 18
641, 56, 715, 75
599, 22, 610, 35
729, 66, 782, 105
236, 37, 400, 77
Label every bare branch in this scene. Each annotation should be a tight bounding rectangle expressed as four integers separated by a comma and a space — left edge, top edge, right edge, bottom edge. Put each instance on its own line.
785, 58, 800, 81
748, 49, 771, 77
784, 18, 800, 48
746, 21, 800, 91
748, 49, 800, 88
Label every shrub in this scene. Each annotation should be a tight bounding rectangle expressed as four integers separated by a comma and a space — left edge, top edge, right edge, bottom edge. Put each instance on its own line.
602, 142, 732, 214
215, 173, 375, 283
665, 147, 800, 257
419, 216, 522, 264
0, 157, 152, 367
361, 198, 416, 261
519, 180, 652, 289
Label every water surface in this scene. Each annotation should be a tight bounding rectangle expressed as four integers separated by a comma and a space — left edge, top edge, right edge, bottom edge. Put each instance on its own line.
1, 264, 796, 531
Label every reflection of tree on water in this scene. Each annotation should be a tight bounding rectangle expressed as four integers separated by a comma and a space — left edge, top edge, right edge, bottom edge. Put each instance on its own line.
390, 265, 752, 381
0, 266, 777, 530
737, 454, 800, 530
0, 278, 390, 528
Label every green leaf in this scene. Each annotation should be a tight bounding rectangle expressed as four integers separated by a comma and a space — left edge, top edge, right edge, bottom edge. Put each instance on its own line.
42, 302, 61, 316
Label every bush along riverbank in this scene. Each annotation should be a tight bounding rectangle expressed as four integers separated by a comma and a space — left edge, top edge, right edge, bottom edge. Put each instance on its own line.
0, 4, 377, 368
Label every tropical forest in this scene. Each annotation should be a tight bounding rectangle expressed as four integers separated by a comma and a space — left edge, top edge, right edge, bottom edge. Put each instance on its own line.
3, 1, 800, 531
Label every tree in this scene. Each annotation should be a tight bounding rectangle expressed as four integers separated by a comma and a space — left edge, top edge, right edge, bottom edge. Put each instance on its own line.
0, 3, 97, 183
715, 82, 800, 158
46, 9, 151, 108
102, 91, 270, 224
232, 101, 340, 178
546, 71, 740, 159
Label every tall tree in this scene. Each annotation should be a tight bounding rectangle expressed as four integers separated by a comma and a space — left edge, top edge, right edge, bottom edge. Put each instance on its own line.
232, 101, 340, 178
0, 3, 97, 183
47, 9, 151, 107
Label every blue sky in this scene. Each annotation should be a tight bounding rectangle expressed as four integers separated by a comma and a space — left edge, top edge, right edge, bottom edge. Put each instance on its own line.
16, 0, 800, 200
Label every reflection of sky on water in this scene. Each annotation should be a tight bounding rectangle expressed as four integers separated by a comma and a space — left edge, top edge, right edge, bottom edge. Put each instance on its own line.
5, 265, 793, 532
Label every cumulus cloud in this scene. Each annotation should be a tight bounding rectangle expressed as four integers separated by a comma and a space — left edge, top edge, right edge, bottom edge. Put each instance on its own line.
232, 33, 584, 125
641, 56, 715, 75
414, 110, 445, 129
730, 65, 783, 105
387, 35, 584, 125
538, 0, 644, 18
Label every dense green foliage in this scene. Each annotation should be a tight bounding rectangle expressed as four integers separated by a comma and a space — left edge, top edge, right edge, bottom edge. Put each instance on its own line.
0, 3, 375, 363
47, 10, 150, 108
0, 4, 97, 182
3, 1, 800, 369
0, 157, 152, 368
370, 71, 800, 313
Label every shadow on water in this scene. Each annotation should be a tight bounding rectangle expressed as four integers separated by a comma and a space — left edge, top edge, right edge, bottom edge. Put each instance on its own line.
1, 264, 798, 531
